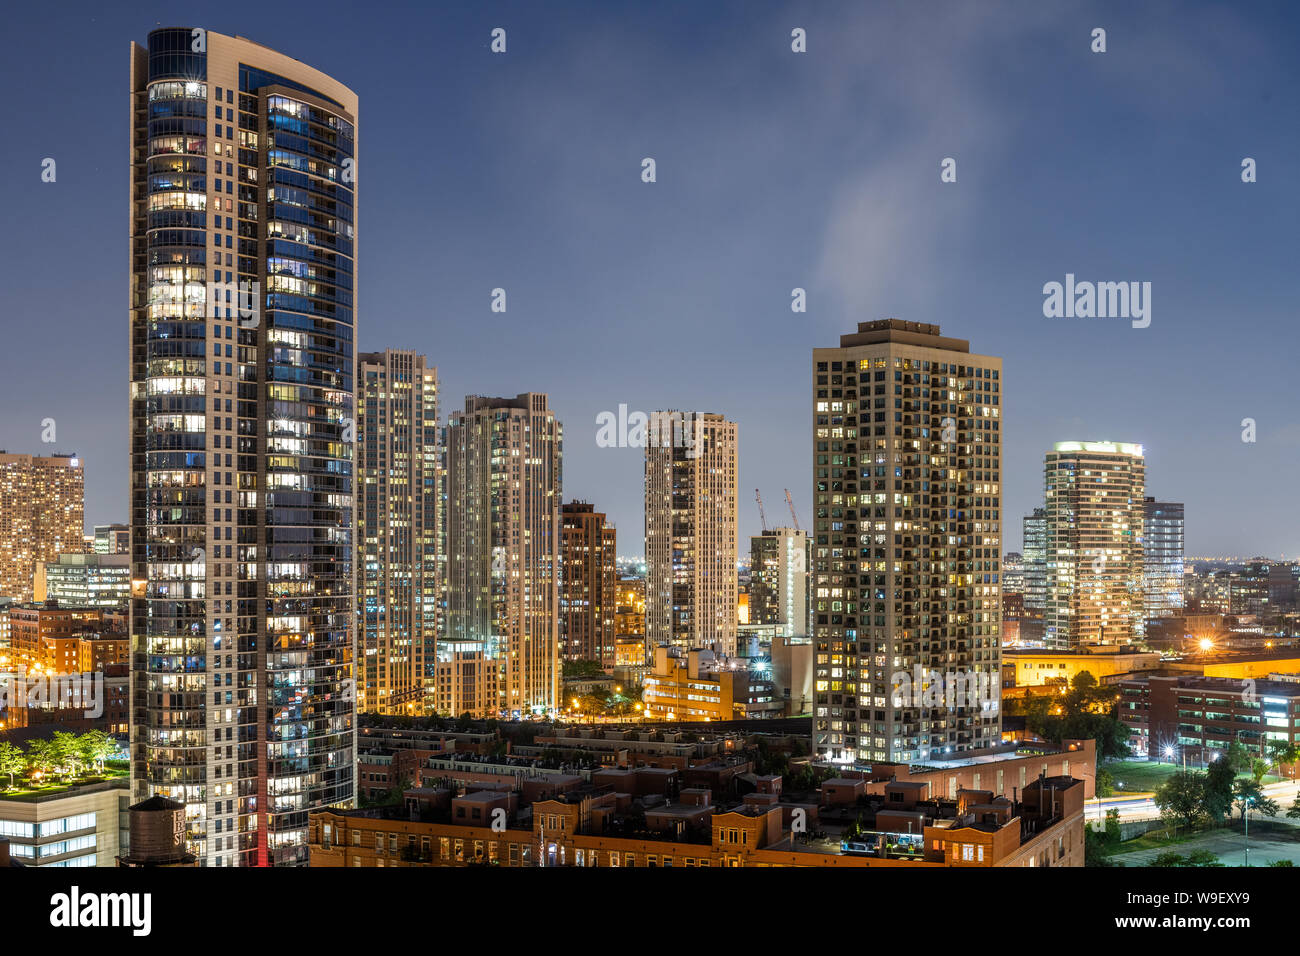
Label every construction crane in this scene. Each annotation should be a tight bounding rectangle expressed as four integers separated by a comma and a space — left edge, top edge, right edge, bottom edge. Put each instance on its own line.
784, 489, 802, 531
755, 489, 768, 533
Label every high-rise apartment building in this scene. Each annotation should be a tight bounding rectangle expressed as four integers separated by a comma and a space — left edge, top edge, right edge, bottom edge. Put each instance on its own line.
0, 453, 85, 602
1021, 507, 1047, 643
1001, 552, 1024, 594
749, 528, 811, 639
1143, 497, 1185, 621
356, 351, 441, 715
1043, 442, 1145, 648
615, 577, 646, 639
813, 320, 1003, 765
129, 28, 358, 866
446, 394, 562, 716
645, 412, 739, 656
559, 502, 617, 669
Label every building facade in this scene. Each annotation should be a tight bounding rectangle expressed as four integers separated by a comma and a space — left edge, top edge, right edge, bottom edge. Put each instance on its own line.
357, 350, 441, 715
559, 502, 617, 669
813, 320, 1003, 765
93, 524, 131, 555
1143, 498, 1185, 621
1043, 442, 1145, 649
645, 412, 739, 656
1118, 674, 1300, 762
41, 553, 131, 612
129, 28, 358, 866
0, 779, 127, 868
446, 394, 562, 716
749, 527, 811, 639
1020, 508, 1047, 643
0, 453, 85, 603
308, 773, 1083, 869
615, 576, 645, 640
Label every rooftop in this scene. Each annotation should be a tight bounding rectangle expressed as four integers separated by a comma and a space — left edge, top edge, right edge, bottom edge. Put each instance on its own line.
835, 319, 971, 353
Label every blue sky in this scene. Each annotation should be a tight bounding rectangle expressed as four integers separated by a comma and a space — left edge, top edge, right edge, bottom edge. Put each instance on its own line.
1, 0, 1297, 556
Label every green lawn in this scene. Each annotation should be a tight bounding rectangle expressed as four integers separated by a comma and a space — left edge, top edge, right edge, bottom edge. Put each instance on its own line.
1105, 758, 1286, 794
0, 766, 127, 801
1105, 759, 1183, 794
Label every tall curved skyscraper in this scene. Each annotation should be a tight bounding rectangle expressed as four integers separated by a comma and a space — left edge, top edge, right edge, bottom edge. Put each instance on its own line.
128, 27, 358, 866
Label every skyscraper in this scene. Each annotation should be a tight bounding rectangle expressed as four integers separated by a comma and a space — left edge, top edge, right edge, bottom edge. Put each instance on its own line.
749, 527, 811, 639
0, 452, 85, 602
645, 412, 739, 656
129, 28, 358, 866
446, 394, 562, 715
813, 320, 1002, 765
1143, 497, 1185, 621
357, 351, 441, 715
1043, 442, 1146, 648
559, 501, 617, 669
1021, 507, 1047, 643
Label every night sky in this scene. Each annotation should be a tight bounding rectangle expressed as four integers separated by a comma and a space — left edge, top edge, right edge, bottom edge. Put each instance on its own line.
1, 0, 1297, 557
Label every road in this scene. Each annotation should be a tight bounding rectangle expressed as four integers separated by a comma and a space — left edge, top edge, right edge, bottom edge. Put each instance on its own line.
1085, 778, 1300, 824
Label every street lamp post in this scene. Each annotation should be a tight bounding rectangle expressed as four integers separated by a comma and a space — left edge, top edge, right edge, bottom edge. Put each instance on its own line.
1244, 797, 1251, 867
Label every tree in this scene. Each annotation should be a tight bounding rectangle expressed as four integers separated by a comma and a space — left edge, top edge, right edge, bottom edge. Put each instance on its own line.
1203, 754, 1237, 823
561, 660, 604, 679
0, 742, 24, 789
1150, 850, 1224, 868
1104, 807, 1121, 847
1286, 794, 1300, 821
1267, 740, 1299, 779
51, 731, 85, 779
1084, 822, 1119, 867
80, 730, 116, 773
24, 739, 56, 780
1095, 766, 1115, 798
1024, 671, 1131, 759
1233, 778, 1278, 822
1154, 771, 1207, 834
1221, 742, 1252, 773
1250, 758, 1270, 785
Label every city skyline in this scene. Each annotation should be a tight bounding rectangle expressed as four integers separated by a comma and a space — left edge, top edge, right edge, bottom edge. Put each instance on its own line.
2, 1, 1298, 558
5, 4, 1300, 905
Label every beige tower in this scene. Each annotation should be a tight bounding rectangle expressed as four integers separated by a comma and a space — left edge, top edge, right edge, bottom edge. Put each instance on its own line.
0, 453, 85, 602
645, 412, 739, 656
446, 394, 562, 715
1044, 442, 1146, 648
813, 320, 1003, 766
357, 351, 441, 714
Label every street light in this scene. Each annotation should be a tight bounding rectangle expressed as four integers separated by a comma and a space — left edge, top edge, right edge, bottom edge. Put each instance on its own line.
1244, 796, 1253, 867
